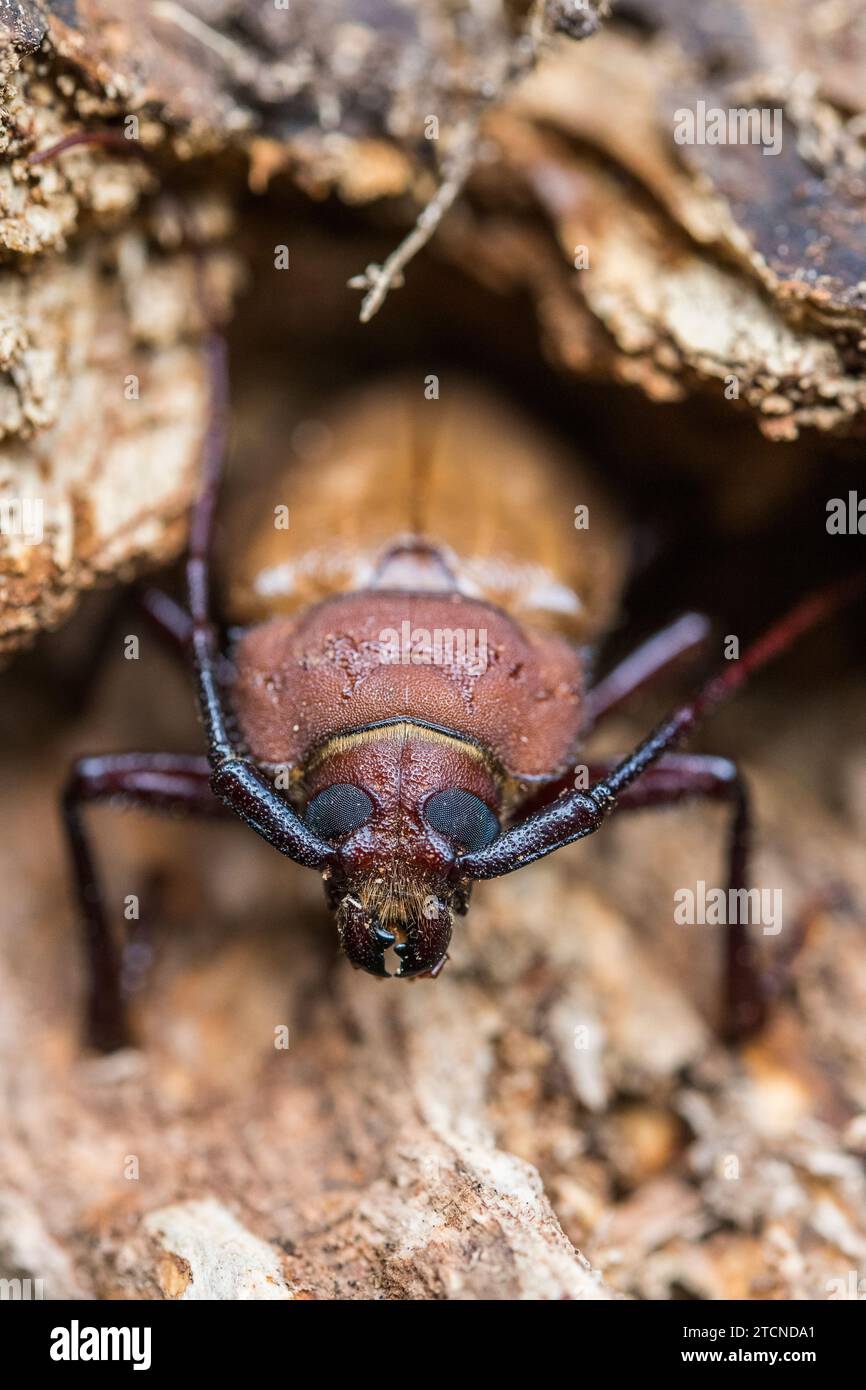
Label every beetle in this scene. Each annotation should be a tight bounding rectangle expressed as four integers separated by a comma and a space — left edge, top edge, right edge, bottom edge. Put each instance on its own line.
61, 337, 864, 1051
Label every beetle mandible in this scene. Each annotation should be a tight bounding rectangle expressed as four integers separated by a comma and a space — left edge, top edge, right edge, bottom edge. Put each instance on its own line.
63, 342, 864, 1051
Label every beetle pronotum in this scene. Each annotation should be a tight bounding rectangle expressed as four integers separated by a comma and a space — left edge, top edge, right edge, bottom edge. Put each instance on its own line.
61, 336, 864, 1051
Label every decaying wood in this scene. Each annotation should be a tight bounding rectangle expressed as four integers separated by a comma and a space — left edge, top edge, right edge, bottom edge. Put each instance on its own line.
0, 6, 244, 651
0, 235, 239, 652
460, 0, 866, 439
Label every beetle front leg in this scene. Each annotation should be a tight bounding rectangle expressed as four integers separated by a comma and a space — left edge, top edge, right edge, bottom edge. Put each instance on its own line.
62, 752, 225, 1051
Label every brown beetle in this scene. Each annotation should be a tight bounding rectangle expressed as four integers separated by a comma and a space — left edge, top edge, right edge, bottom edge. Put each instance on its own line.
64, 340, 863, 1050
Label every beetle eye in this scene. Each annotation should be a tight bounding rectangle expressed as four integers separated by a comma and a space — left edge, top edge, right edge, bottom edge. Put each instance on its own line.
305, 784, 374, 839
425, 789, 499, 853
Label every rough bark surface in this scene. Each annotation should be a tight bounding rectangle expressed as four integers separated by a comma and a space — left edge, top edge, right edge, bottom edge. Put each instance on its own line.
467, 1, 866, 438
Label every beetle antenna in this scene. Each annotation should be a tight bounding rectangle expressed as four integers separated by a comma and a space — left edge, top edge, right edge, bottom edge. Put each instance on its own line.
603, 571, 866, 800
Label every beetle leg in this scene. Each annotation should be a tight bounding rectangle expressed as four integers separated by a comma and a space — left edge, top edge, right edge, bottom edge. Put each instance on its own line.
585, 612, 711, 726
62, 752, 225, 1051
134, 584, 237, 687
584, 754, 766, 1040
135, 585, 194, 657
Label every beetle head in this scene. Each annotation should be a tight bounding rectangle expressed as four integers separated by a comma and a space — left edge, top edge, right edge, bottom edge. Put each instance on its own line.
302, 723, 501, 977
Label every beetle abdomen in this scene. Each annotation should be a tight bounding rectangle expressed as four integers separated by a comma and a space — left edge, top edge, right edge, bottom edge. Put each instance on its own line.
230, 378, 625, 644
